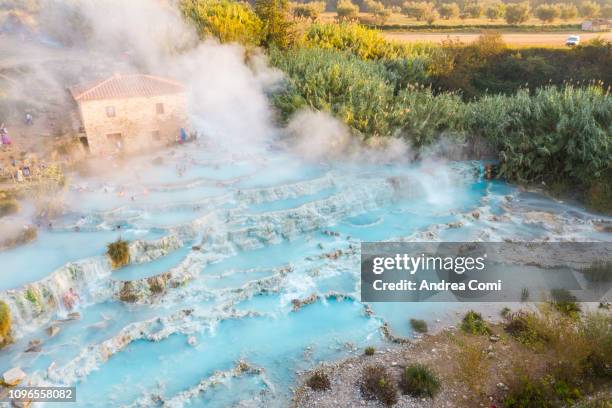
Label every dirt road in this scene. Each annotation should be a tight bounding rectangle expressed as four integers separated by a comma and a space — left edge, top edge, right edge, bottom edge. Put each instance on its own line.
384, 31, 612, 47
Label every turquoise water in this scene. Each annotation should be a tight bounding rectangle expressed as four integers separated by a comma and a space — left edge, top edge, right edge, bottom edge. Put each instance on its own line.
0, 144, 609, 407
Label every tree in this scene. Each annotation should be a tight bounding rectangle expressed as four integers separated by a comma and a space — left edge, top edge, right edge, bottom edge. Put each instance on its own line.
401, 1, 436, 21
602, 5, 612, 18
535, 4, 560, 23
423, 7, 439, 23
291, 1, 326, 20
180, 0, 263, 46
439, 2, 460, 19
504, 2, 529, 24
465, 3, 483, 18
484, 3, 504, 20
559, 3, 578, 20
578, 1, 600, 18
364, 0, 383, 13
363, 0, 391, 23
336, 0, 360, 20
255, 0, 294, 48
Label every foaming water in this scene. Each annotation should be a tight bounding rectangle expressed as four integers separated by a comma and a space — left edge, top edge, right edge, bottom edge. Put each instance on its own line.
0, 143, 609, 407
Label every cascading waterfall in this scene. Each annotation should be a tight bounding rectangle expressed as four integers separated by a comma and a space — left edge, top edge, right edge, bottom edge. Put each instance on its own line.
0, 145, 609, 407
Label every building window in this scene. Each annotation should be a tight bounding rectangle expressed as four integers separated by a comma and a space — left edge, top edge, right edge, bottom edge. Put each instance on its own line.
156, 103, 164, 115
151, 130, 161, 141
106, 133, 123, 149
106, 106, 116, 117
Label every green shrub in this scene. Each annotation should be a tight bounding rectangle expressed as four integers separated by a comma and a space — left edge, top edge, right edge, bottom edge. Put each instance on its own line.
465, 4, 482, 18
302, 22, 436, 62
535, 4, 560, 23
270, 46, 461, 142
0, 300, 12, 348
504, 2, 529, 24
580, 312, 612, 379
360, 365, 398, 406
270, 46, 401, 138
401, 1, 436, 21
399, 363, 440, 398
559, 3, 577, 20
180, 0, 263, 46
336, 0, 359, 21
292, 1, 324, 20
107, 238, 130, 269
550, 289, 581, 317
365, 346, 376, 355
504, 311, 550, 346
500, 306, 511, 318
503, 375, 553, 408
410, 318, 428, 333
306, 369, 331, 391
485, 3, 504, 20
438, 2, 459, 19
466, 86, 612, 187
582, 260, 612, 292
461, 310, 491, 335
578, 1, 599, 18
255, 0, 295, 49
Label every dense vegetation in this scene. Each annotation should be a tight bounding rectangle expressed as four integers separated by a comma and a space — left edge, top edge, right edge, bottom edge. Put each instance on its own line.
502, 308, 612, 408
178, 1, 611, 211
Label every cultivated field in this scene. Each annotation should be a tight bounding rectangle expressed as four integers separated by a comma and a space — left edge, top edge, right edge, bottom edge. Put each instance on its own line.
384, 31, 612, 46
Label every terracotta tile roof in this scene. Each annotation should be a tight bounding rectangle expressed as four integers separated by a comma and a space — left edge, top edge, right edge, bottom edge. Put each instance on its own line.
70, 74, 185, 102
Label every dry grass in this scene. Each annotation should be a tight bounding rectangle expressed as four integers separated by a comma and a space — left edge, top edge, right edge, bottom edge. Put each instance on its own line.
454, 340, 490, 397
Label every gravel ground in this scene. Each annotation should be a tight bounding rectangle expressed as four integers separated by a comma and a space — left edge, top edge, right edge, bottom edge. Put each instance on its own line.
292, 325, 529, 408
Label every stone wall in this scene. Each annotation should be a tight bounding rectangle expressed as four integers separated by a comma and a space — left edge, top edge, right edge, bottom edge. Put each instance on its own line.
77, 93, 189, 155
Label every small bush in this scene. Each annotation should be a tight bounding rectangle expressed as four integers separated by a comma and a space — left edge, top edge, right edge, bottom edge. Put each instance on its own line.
461, 310, 491, 335
179, 0, 263, 46
361, 365, 399, 406
148, 276, 165, 294
500, 306, 511, 318
107, 238, 130, 269
0, 301, 12, 348
550, 289, 581, 317
399, 363, 440, 398
410, 318, 428, 333
504, 311, 550, 346
306, 369, 331, 391
336, 0, 359, 20
503, 375, 552, 408
119, 281, 138, 303
580, 312, 612, 379
365, 346, 376, 355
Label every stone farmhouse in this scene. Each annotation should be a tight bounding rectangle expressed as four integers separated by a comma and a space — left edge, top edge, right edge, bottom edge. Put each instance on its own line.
70, 74, 189, 155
